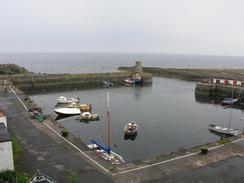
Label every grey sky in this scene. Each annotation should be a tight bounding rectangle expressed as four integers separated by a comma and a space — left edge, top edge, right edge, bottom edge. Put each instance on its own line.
0, 0, 244, 56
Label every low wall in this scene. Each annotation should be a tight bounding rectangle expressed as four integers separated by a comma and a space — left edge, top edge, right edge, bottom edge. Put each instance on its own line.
195, 83, 244, 103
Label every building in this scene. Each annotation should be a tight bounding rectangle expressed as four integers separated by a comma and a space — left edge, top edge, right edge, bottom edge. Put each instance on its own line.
0, 121, 14, 171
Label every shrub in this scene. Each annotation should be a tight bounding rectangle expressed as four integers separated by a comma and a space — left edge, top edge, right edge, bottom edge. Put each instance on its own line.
200, 147, 208, 154
61, 129, 69, 137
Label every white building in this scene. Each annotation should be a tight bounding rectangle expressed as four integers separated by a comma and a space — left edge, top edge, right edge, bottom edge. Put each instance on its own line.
0, 123, 14, 172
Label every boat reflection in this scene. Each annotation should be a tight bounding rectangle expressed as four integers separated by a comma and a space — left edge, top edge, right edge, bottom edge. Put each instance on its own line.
124, 132, 137, 141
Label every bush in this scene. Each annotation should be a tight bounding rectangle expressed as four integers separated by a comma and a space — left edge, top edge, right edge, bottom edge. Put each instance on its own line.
218, 138, 231, 145
61, 129, 69, 137
0, 170, 16, 182
200, 147, 208, 154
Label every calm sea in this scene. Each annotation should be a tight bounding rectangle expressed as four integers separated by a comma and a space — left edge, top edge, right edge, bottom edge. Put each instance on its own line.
0, 52, 244, 73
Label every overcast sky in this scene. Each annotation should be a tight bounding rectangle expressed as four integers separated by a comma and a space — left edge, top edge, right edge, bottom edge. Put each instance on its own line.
0, 0, 244, 56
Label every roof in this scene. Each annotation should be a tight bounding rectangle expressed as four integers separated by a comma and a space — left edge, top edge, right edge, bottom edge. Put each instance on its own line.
0, 123, 11, 143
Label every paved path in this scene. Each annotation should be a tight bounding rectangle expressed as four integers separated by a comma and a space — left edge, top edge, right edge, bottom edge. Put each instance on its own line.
0, 92, 113, 183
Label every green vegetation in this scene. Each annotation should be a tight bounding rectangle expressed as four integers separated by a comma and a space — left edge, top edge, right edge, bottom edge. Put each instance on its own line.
61, 129, 69, 137
200, 147, 208, 154
218, 138, 231, 145
0, 64, 29, 75
13, 138, 29, 183
65, 175, 77, 183
109, 165, 117, 173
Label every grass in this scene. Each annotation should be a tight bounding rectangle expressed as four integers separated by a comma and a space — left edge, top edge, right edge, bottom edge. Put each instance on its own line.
12, 138, 29, 183
218, 138, 231, 145
65, 175, 77, 183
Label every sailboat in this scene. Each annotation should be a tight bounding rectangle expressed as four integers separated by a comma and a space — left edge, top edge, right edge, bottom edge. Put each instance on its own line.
208, 98, 240, 136
87, 92, 125, 164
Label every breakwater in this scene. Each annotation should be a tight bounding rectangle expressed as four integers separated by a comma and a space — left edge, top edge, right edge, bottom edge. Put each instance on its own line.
0, 72, 152, 92
119, 67, 244, 82
195, 83, 244, 104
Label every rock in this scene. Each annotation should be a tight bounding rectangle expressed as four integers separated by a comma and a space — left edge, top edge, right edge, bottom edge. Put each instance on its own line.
0, 64, 29, 74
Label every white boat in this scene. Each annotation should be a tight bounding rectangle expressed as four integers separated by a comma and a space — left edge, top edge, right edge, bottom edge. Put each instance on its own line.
208, 123, 240, 136
54, 107, 80, 116
208, 102, 240, 136
56, 96, 79, 104
80, 112, 99, 121
87, 92, 125, 164
124, 121, 138, 136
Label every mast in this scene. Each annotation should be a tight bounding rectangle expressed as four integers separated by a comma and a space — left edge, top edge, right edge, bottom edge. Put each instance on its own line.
107, 92, 111, 155
228, 90, 234, 129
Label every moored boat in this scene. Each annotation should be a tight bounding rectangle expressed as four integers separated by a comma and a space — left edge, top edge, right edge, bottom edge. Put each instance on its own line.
56, 96, 79, 104
208, 123, 240, 136
87, 92, 125, 164
80, 112, 99, 121
102, 81, 114, 87
222, 97, 238, 105
54, 107, 80, 116
124, 121, 138, 136
67, 103, 92, 111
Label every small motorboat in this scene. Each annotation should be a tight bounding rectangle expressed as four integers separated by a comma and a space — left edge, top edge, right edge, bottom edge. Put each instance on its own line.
67, 103, 92, 111
56, 96, 79, 104
80, 112, 99, 121
221, 97, 238, 105
208, 123, 240, 136
102, 81, 114, 87
54, 107, 80, 116
124, 121, 138, 136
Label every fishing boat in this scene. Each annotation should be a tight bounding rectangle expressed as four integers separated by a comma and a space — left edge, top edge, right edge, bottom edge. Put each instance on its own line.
124, 121, 138, 136
122, 78, 135, 86
87, 92, 125, 164
28, 169, 57, 183
56, 96, 79, 104
54, 107, 80, 116
80, 112, 99, 121
208, 99, 240, 136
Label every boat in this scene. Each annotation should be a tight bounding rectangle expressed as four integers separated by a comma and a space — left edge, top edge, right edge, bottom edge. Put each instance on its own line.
87, 92, 125, 164
208, 123, 240, 136
80, 112, 99, 121
54, 107, 80, 116
222, 97, 238, 105
102, 81, 114, 87
132, 73, 143, 85
122, 78, 135, 86
122, 74, 143, 86
28, 169, 57, 183
67, 103, 92, 111
56, 96, 79, 104
124, 121, 138, 136
208, 98, 240, 136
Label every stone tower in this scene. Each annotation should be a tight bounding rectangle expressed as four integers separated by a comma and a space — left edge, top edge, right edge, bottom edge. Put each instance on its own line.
135, 61, 142, 74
